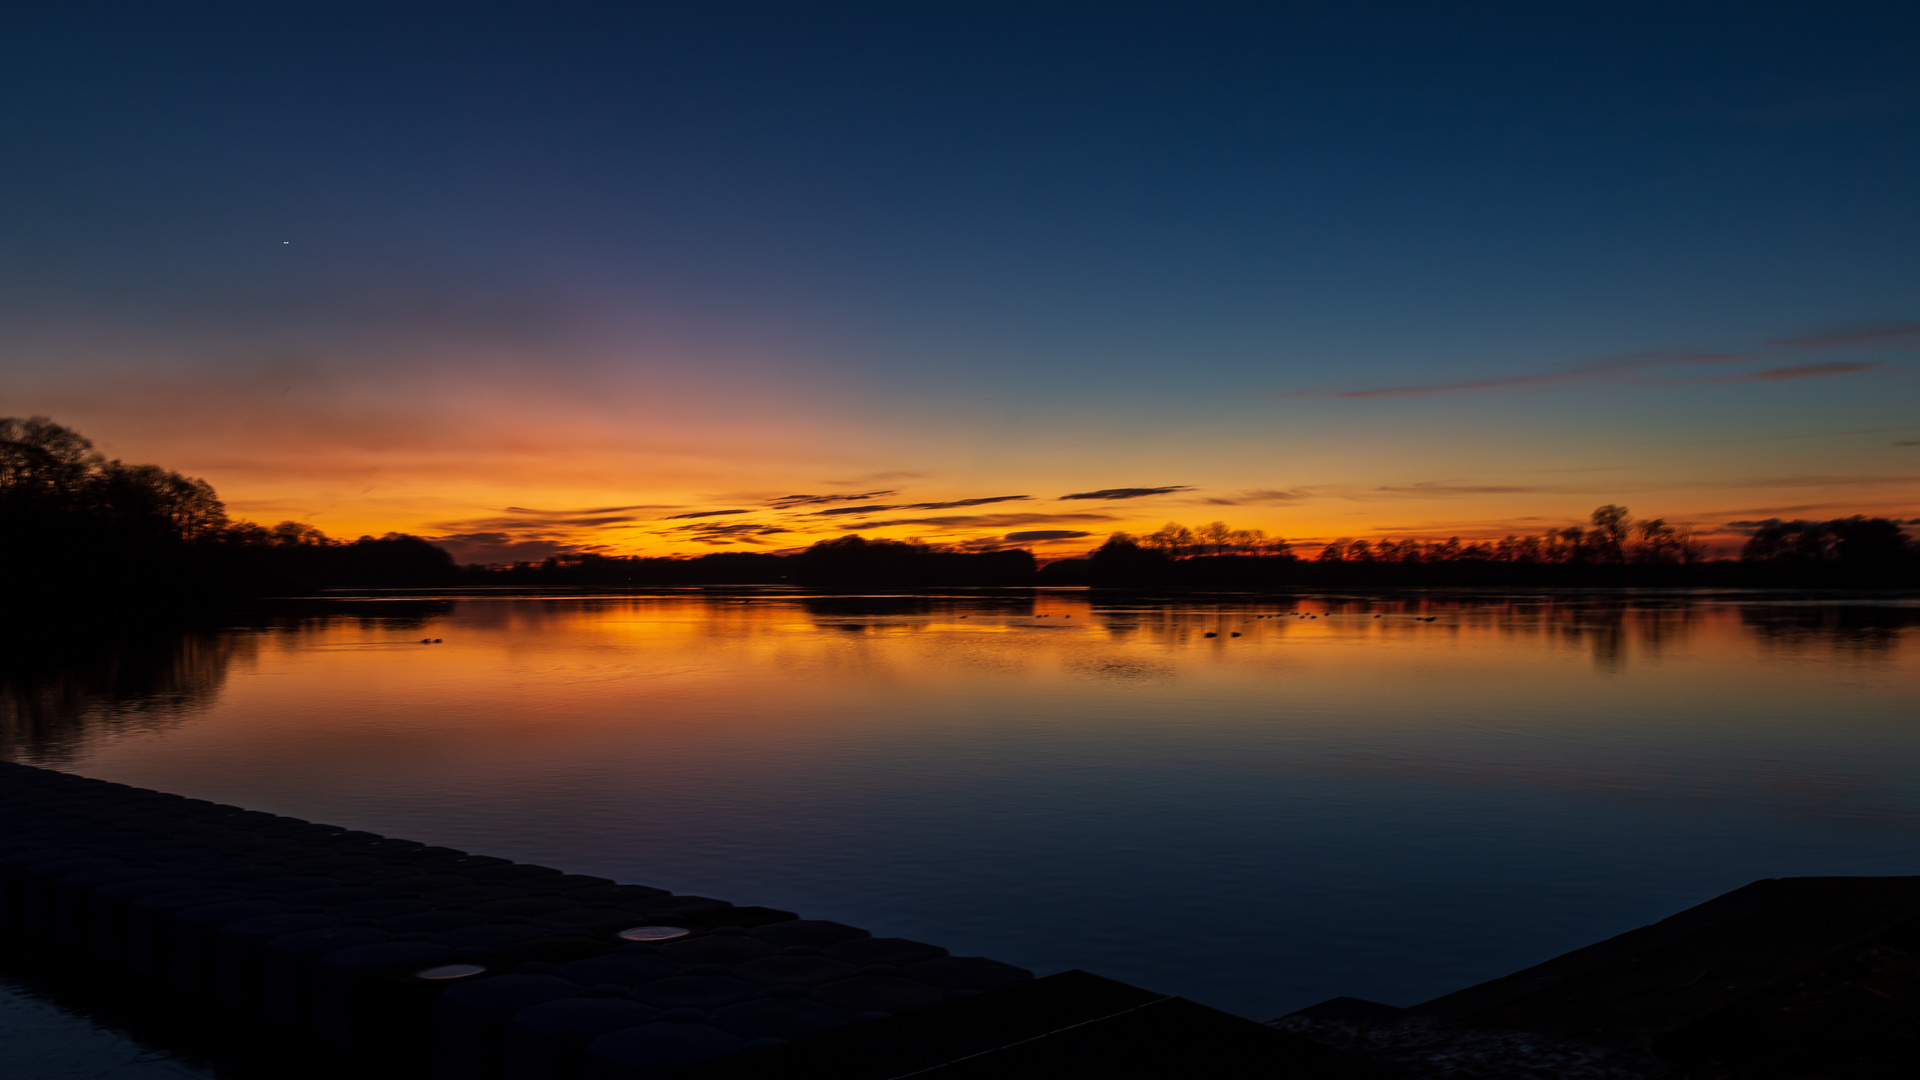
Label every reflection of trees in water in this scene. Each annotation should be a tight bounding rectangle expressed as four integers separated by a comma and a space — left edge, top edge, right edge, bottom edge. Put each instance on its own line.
1089, 593, 1912, 671
262, 598, 451, 636
1629, 602, 1705, 657
798, 593, 1037, 633
0, 600, 454, 763
0, 624, 249, 764
1739, 604, 1920, 652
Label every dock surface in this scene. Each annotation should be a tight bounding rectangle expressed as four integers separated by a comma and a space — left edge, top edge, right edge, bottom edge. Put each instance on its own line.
0, 761, 1319, 1078
13, 758, 1917, 1077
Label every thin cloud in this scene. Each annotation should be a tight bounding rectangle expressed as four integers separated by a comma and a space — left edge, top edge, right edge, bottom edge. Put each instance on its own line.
805, 494, 1031, 516
662, 509, 751, 520
429, 514, 636, 531
1675, 361, 1883, 384
806, 505, 902, 516
1290, 351, 1751, 400
1005, 530, 1093, 541
1202, 488, 1316, 505
1287, 326, 1911, 398
1307, 372, 1581, 399
662, 521, 791, 534
902, 495, 1031, 510
1058, 486, 1192, 500
848, 512, 1118, 530
502, 504, 672, 516
436, 504, 673, 531
768, 490, 895, 509
1769, 320, 1920, 351
1897, 440, 1920, 447
1721, 473, 1920, 489
1699, 503, 1864, 522
660, 521, 793, 545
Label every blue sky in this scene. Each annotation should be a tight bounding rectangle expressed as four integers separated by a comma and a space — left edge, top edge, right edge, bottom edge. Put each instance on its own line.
2, 2, 1915, 559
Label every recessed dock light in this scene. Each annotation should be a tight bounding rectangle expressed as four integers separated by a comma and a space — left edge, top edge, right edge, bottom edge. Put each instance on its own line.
415, 963, 487, 980
618, 925, 691, 942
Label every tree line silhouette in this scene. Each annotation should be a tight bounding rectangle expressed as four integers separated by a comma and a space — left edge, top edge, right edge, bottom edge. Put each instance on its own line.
1038, 504, 1916, 588
1312, 505, 1704, 565
1, 416, 456, 604
464, 537, 1034, 588
4, 416, 1915, 599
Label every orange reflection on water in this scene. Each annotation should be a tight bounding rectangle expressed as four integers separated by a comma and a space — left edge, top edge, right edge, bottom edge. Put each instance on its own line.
9, 591, 1919, 1020
24, 592, 1910, 800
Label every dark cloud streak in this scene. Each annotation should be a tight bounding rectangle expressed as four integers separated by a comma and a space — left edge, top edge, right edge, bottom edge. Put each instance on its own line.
902, 495, 1031, 510
503, 504, 672, 516
803, 494, 1031, 516
768, 490, 895, 508
806, 504, 902, 516
1769, 320, 1920, 351
660, 521, 793, 546
1005, 530, 1092, 541
1203, 488, 1315, 505
1058, 486, 1191, 500
1290, 317, 1916, 400
847, 512, 1117, 530
1673, 361, 1883, 383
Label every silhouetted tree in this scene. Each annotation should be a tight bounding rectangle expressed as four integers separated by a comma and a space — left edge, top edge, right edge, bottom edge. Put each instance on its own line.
1141, 522, 1195, 557
790, 535, 1034, 587
1630, 518, 1703, 564
2, 416, 239, 601
1740, 516, 1915, 582
2, 416, 469, 600
1826, 516, 1912, 569
1082, 533, 1174, 584
1587, 504, 1631, 563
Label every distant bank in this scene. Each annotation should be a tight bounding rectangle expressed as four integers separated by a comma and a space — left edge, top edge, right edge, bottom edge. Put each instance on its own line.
5, 416, 1916, 604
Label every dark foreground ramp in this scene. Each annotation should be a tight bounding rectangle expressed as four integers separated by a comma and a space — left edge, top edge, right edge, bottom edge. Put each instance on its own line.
1277, 876, 1920, 1078
687, 969, 1351, 1079
0, 761, 1335, 1078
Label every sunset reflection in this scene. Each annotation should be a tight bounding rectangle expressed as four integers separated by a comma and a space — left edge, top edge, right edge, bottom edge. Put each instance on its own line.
11, 592, 1917, 1018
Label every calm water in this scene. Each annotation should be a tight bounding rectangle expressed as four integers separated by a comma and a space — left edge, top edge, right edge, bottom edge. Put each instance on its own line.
5, 589, 1918, 1021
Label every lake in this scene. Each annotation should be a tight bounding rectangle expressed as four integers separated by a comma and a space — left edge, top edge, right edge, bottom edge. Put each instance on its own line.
5, 589, 1917, 1021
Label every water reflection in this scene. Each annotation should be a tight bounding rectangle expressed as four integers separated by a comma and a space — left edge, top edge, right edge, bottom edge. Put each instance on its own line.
0, 624, 239, 763
0, 601, 452, 763
8, 593, 1918, 761
5, 589, 1917, 1019
10, 589, 1914, 769
1740, 601, 1920, 649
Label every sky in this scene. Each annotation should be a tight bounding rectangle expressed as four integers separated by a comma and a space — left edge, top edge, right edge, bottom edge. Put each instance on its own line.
3, 2, 1917, 563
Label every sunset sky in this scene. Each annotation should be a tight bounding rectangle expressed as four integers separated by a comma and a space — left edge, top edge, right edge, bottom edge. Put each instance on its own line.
3, 3, 1916, 563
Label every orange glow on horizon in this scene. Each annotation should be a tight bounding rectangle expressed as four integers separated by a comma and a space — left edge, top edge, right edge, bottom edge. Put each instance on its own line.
9, 355, 1915, 564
